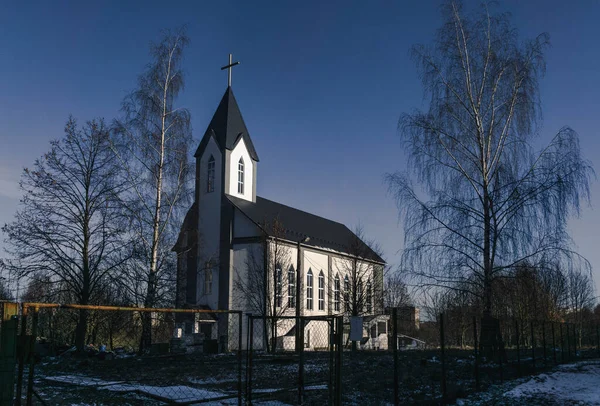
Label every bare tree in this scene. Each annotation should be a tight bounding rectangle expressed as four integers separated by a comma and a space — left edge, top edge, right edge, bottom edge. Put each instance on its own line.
384, 271, 412, 309
111, 27, 193, 351
386, 1, 593, 351
0, 276, 12, 300
2, 117, 125, 351
233, 218, 295, 352
334, 226, 385, 350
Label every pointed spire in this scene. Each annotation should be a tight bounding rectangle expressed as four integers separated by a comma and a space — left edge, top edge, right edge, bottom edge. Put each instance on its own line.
194, 87, 259, 161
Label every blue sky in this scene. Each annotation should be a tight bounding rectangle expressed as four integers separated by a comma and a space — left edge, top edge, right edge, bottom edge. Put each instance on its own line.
0, 1, 598, 294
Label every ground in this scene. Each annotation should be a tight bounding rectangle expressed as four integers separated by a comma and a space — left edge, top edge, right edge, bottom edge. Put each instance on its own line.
455, 360, 600, 405
17, 349, 600, 405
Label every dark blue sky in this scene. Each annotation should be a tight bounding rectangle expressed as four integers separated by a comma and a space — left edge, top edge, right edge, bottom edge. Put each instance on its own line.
1, 1, 598, 293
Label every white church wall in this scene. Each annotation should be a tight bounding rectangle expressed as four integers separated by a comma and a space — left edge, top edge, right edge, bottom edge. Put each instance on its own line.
233, 209, 261, 238
197, 136, 222, 308
228, 138, 254, 202
303, 250, 329, 316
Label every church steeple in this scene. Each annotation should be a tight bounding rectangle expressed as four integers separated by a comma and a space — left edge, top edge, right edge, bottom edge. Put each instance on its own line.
194, 87, 259, 162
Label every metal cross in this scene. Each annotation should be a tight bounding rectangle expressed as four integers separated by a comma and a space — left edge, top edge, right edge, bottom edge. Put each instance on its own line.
221, 53, 240, 87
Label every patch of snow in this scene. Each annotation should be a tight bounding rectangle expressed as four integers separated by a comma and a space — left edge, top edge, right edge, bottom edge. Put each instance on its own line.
504, 361, 600, 405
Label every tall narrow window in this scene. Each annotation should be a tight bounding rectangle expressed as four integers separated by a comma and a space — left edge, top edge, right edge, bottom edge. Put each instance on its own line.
237, 158, 245, 194
344, 275, 350, 313
306, 269, 313, 310
318, 271, 325, 310
366, 280, 372, 313
288, 266, 296, 308
207, 155, 215, 193
204, 269, 212, 295
358, 280, 364, 312
276, 265, 282, 308
334, 274, 341, 312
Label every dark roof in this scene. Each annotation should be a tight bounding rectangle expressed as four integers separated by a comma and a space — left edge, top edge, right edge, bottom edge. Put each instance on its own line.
172, 202, 198, 252
194, 87, 259, 161
227, 195, 385, 264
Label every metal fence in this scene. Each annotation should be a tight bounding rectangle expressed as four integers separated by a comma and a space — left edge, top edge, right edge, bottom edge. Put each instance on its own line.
1, 302, 243, 405
2, 302, 599, 405
245, 314, 342, 405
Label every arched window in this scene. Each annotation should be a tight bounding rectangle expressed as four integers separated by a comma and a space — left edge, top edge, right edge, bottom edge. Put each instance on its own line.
334, 274, 341, 312
306, 269, 313, 310
358, 280, 364, 312
237, 158, 245, 194
366, 280, 372, 313
288, 266, 296, 308
276, 264, 282, 308
204, 269, 212, 295
318, 271, 325, 310
344, 275, 350, 313
207, 155, 215, 193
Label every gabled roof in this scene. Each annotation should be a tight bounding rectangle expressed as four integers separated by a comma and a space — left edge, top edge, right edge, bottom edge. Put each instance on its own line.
171, 202, 198, 252
194, 87, 259, 161
227, 195, 385, 264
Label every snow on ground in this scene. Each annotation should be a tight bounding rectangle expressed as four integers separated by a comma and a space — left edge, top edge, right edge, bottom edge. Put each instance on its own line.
504, 361, 600, 404
45, 375, 235, 404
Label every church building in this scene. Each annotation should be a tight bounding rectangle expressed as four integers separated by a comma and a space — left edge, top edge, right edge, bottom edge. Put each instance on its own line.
173, 69, 386, 351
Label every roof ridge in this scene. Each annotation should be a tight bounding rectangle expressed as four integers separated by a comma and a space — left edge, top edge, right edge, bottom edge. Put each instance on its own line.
256, 195, 347, 228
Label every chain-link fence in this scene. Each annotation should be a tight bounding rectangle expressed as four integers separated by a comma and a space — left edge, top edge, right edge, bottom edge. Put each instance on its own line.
4, 303, 242, 405
245, 314, 341, 405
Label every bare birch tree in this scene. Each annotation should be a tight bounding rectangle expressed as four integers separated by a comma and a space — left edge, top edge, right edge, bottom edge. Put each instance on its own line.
1, 117, 124, 351
386, 1, 593, 350
111, 28, 193, 351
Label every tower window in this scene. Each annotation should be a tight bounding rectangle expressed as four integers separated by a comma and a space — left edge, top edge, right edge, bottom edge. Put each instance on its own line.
207, 155, 215, 193
288, 266, 296, 308
306, 269, 313, 310
204, 269, 212, 295
318, 271, 325, 310
237, 158, 244, 194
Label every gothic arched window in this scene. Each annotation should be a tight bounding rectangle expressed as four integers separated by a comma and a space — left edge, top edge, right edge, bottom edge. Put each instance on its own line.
318, 271, 325, 310
288, 266, 296, 308
334, 273, 341, 312
276, 264, 282, 308
366, 280, 372, 313
344, 275, 350, 313
306, 269, 313, 310
207, 155, 215, 193
237, 158, 245, 194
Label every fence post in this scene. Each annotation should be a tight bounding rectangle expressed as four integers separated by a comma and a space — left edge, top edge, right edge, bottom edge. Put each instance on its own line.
566, 324, 571, 361
596, 324, 599, 359
530, 320, 535, 372
573, 323, 577, 359
298, 318, 305, 405
472, 316, 480, 391
15, 306, 28, 405
392, 308, 399, 405
247, 314, 253, 405
26, 307, 38, 406
328, 318, 334, 406
335, 316, 343, 406
0, 303, 18, 406
515, 319, 521, 377
541, 321, 547, 367
551, 322, 556, 365
237, 312, 242, 406
439, 313, 447, 404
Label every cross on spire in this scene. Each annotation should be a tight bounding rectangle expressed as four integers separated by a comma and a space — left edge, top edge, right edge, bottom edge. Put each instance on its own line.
220, 53, 240, 87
